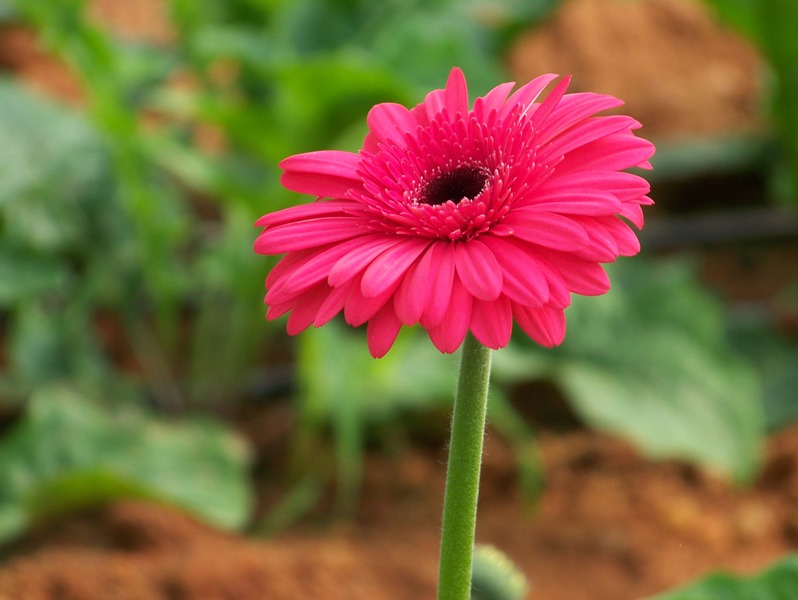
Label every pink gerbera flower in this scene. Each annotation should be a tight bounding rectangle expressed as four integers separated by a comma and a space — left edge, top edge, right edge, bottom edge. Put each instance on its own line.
255, 68, 654, 358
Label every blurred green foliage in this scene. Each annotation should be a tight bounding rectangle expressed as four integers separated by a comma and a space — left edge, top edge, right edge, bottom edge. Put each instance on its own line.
701, 0, 798, 204
0, 81, 127, 399
497, 259, 766, 484
276, 321, 542, 522
0, 386, 252, 543
648, 553, 798, 600
728, 306, 798, 432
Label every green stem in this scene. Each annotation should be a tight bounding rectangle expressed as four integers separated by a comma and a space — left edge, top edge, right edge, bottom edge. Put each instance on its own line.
438, 333, 493, 600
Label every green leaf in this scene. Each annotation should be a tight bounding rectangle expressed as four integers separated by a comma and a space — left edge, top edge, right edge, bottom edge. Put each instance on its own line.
728, 313, 798, 431
498, 260, 765, 483
0, 80, 115, 253
560, 343, 761, 482
369, 6, 505, 95
276, 0, 373, 55
7, 304, 73, 385
647, 554, 798, 599
565, 262, 764, 482
0, 387, 253, 543
0, 248, 69, 305
271, 55, 414, 153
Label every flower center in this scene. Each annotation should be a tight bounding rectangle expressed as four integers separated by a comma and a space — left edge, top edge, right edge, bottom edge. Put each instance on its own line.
421, 166, 488, 206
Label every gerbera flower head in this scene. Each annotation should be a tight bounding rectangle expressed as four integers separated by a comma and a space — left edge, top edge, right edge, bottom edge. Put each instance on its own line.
255, 68, 654, 358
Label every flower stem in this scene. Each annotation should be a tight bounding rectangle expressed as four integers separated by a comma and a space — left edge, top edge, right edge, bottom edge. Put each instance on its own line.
438, 333, 493, 600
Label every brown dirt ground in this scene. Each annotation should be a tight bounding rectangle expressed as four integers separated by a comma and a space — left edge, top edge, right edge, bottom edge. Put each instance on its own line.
0, 1, 788, 599
1, 425, 798, 600
507, 0, 764, 140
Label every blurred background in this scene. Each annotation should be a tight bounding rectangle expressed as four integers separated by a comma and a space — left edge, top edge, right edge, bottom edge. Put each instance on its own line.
0, 0, 797, 599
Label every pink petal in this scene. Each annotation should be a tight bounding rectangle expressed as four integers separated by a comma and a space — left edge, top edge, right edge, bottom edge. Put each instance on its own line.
569, 216, 619, 262
637, 195, 655, 207
454, 239, 503, 301
344, 278, 399, 327
470, 295, 512, 349
538, 250, 611, 296
600, 216, 641, 256
538, 115, 640, 161
367, 304, 403, 358
360, 239, 431, 298
265, 249, 316, 289
512, 304, 566, 347
285, 283, 330, 335
328, 235, 405, 287
366, 102, 418, 148
488, 223, 515, 237
409, 101, 431, 129
275, 237, 370, 298
427, 276, 472, 353
444, 67, 469, 118
534, 93, 625, 144
265, 299, 292, 321
533, 254, 572, 309
515, 191, 621, 216
255, 217, 364, 254
393, 243, 441, 325
474, 81, 516, 118
620, 203, 645, 229
499, 73, 559, 120
420, 242, 456, 329
424, 89, 446, 122
528, 76, 572, 129
315, 278, 357, 326
264, 285, 297, 308
280, 151, 361, 198
558, 132, 656, 174
501, 211, 589, 251
255, 200, 351, 229
541, 170, 650, 202
480, 236, 550, 307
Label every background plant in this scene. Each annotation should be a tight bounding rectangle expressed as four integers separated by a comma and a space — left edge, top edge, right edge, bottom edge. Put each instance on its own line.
649, 554, 798, 600
0, 385, 252, 544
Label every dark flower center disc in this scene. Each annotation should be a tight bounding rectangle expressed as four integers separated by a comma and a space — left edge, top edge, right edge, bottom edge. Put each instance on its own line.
421, 166, 488, 206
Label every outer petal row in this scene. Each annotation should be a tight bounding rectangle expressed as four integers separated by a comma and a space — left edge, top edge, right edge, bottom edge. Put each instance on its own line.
279, 150, 362, 198
265, 234, 579, 357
